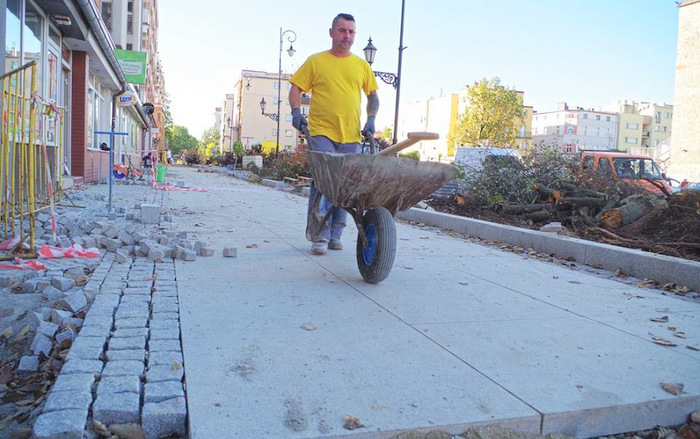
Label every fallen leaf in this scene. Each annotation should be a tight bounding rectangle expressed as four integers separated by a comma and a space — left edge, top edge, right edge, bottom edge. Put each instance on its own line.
668, 326, 677, 331
109, 423, 146, 439
652, 336, 677, 347
674, 332, 686, 339
0, 326, 14, 340
171, 362, 182, 370
300, 322, 316, 331
246, 243, 259, 248
650, 316, 669, 323
660, 381, 684, 395
614, 268, 627, 278
16, 325, 30, 340
0, 308, 13, 318
343, 415, 365, 430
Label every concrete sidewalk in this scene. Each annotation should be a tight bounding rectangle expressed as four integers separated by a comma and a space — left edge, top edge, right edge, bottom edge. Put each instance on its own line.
165, 166, 699, 439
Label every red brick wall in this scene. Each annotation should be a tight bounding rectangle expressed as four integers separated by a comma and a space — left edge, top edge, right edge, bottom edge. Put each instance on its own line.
71, 52, 88, 178
84, 150, 111, 183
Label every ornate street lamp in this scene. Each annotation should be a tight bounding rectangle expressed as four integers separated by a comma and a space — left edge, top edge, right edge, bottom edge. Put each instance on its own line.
363, 0, 406, 145
260, 98, 278, 121
274, 28, 297, 157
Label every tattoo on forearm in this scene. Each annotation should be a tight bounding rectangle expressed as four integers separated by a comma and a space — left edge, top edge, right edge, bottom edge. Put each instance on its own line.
367, 93, 379, 117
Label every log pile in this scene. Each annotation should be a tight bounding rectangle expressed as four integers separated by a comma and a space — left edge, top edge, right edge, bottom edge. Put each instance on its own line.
502, 183, 700, 259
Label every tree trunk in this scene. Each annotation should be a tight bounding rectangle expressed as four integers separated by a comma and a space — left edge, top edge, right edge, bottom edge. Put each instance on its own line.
503, 203, 552, 214
519, 209, 551, 222
599, 195, 654, 229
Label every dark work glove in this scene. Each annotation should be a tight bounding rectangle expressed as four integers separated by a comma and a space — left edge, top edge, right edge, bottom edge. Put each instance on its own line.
292, 108, 308, 132
362, 116, 376, 137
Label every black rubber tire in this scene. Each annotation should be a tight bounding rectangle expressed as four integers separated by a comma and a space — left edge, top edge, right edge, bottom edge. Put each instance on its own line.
356, 207, 396, 284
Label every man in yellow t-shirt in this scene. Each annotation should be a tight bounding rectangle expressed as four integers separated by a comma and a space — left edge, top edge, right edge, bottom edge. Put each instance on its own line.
289, 13, 379, 256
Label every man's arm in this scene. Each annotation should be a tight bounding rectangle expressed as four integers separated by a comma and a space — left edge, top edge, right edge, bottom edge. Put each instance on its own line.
289, 84, 307, 132
289, 85, 302, 110
366, 91, 379, 117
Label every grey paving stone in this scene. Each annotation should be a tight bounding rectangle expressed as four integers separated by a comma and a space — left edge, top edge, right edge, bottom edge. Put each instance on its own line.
43, 389, 93, 413
56, 328, 77, 348
97, 375, 141, 395
151, 311, 179, 321
105, 348, 145, 361
60, 359, 103, 376
149, 319, 179, 331
50, 309, 73, 324
32, 408, 88, 439
149, 327, 180, 341
151, 300, 179, 313
93, 391, 140, 425
144, 381, 184, 403
101, 360, 144, 377
50, 373, 95, 393
148, 351, 183, 367
115, 306, 150, 320
152, 288, 177, 297
91, 293, 121, 311
30, 333, 52, 356
148, 339, 181, 352
112, 327, 149, 338
146, 364, 184, 383
123, 286, 151, 295
77, 324, 111, 338
114, 316, 148, 329
37, 320, 60, 338
51, 276, 75, 292
17, 355, 39, 374
120, 294, 150, 304
141, 397, 187, 439
56, 290, 87, 312
109, 336, 146, 350
65, 342, 103, 361
81, 313, 113, 330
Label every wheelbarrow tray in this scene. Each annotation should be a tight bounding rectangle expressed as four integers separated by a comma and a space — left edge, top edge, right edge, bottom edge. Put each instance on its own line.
306, 151, 459, 215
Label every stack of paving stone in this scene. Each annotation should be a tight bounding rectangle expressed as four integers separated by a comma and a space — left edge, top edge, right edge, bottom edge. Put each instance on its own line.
31, 258, 187, 439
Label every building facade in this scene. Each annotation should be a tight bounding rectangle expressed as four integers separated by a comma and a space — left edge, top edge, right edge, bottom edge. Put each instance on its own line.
532, 103, 618, 153
607, 100, 673, 151
668, 0, 700, 181
2, 0, 159, 184
232, 69, 305, 154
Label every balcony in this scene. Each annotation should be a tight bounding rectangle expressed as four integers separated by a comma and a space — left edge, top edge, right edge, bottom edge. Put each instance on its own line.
642, 131, 650, 137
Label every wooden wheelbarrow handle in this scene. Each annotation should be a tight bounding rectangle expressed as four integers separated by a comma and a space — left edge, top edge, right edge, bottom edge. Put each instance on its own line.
378, 132, 439, 156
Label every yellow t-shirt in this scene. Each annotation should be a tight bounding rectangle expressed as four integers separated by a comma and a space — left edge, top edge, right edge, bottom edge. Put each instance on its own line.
290, 51, 378, 144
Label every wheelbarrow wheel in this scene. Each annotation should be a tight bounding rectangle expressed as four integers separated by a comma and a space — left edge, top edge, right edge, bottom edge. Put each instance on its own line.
356, 207, 396, 284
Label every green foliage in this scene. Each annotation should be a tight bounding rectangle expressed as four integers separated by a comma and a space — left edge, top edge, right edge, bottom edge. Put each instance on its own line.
169, 125, 198, 154
162, 98, 174, 148
232, 141, 244, 157
450, 77, 524, 149
198, 126, 221, 156
256, 151, 310, 181
399, 150, 420, 161
379, 127, 393, 141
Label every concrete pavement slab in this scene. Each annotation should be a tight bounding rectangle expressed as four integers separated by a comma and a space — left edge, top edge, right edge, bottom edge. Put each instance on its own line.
167, 166, 700, 438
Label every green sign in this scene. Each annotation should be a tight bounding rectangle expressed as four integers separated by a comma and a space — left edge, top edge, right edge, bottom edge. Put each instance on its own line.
114, 49, 147, 85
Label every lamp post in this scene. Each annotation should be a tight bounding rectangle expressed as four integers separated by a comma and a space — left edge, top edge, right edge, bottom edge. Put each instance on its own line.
261, 28, 296, 157
363, 0, 406, 145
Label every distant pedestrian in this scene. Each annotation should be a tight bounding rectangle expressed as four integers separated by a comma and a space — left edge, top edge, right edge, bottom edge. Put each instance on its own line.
142, 152, 153, 180
167, 149, 174, 165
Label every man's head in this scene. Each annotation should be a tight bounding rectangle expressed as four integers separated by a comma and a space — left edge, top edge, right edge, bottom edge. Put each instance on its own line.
329, 13, 355, 56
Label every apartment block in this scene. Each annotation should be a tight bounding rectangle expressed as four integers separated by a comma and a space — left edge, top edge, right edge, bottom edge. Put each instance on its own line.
532, 103, 618, 153
607, 101, 673, 151
668, 0, 700, 181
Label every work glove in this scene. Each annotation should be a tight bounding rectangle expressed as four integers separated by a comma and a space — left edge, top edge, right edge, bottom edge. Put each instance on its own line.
362, 116, 376, 137
292, 108, 308, 132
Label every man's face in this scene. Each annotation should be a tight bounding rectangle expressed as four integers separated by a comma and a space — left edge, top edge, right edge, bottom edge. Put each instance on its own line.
330, 18, 356, 52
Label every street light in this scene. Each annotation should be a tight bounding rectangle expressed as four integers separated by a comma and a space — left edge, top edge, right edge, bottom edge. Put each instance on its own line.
269, 28, 297, 157
259, 97, 278, 121
363, 0, 406, 145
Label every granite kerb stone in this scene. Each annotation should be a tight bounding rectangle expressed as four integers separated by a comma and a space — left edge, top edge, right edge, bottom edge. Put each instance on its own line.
148, 339, 182, 352
105, 348, 146, 361
92, 391, 140, 425
60, 359, 103, 376
108, 336, 147, 350
96, 375, 141, 395
101, 360, 145, 377
144, 381, 185, 403
32, 408, 89, 439
146, 364, 184, 383
50, 373, 95, 393
43, 389, 93, 413
148, 351, 183, 367
141, 397, 187, 439
114, 316, 148, 329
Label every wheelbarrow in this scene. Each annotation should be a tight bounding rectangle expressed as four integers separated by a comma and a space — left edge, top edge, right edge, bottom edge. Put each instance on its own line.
305, 131, 459, 283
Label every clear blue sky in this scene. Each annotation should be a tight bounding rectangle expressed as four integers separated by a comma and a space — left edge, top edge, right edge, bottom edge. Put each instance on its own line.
158, 0, 680, 138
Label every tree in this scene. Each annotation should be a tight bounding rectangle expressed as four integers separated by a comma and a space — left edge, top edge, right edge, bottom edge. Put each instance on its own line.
198, 126, 221, 156
379, 127, 393, 141
169, 125, 198, 155
162, 97, 174, 148
450, 77, 524, 149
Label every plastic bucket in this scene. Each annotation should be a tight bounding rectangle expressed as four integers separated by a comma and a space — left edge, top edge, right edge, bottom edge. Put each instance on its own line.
156, 164, 166, 182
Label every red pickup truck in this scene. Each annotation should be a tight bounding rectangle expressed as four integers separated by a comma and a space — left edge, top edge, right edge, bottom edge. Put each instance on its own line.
580, 151, 672, 196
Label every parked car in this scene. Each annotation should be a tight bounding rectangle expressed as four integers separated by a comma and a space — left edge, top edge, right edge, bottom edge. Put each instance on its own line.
580, 151, 672, 196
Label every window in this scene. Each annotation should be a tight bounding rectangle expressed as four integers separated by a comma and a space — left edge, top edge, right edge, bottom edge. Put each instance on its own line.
662, 126, 667, 132
665, 112, 671, 119
126, 43, 133, 50
625, 137, 638, 144
127, 1, 134, 34
625, 123, 639, 129
583, 127, 588, 136
596, 127, 600, 137
582, 156, 594, 173
583, 114, 588, 119
595, 115, 601, 121
272, 129, 278, 136
606, 116, 611, 122
273, 82, 280, 89
302, 107, 309, 115
285, 114, 293, 122
597, 158, 613, 177
102, 2, 113, 31
518, 126, 525, 137
654, 139, 659, 146
567, 126, 573, 134
285, 129, 293, 137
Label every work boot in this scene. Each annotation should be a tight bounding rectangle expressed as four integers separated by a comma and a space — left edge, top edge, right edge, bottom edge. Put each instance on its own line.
328, 240, 343, 250
311, 241, 327, 255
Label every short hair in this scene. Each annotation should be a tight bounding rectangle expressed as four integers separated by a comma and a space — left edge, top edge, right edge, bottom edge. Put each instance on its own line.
332, 13, 355, 29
